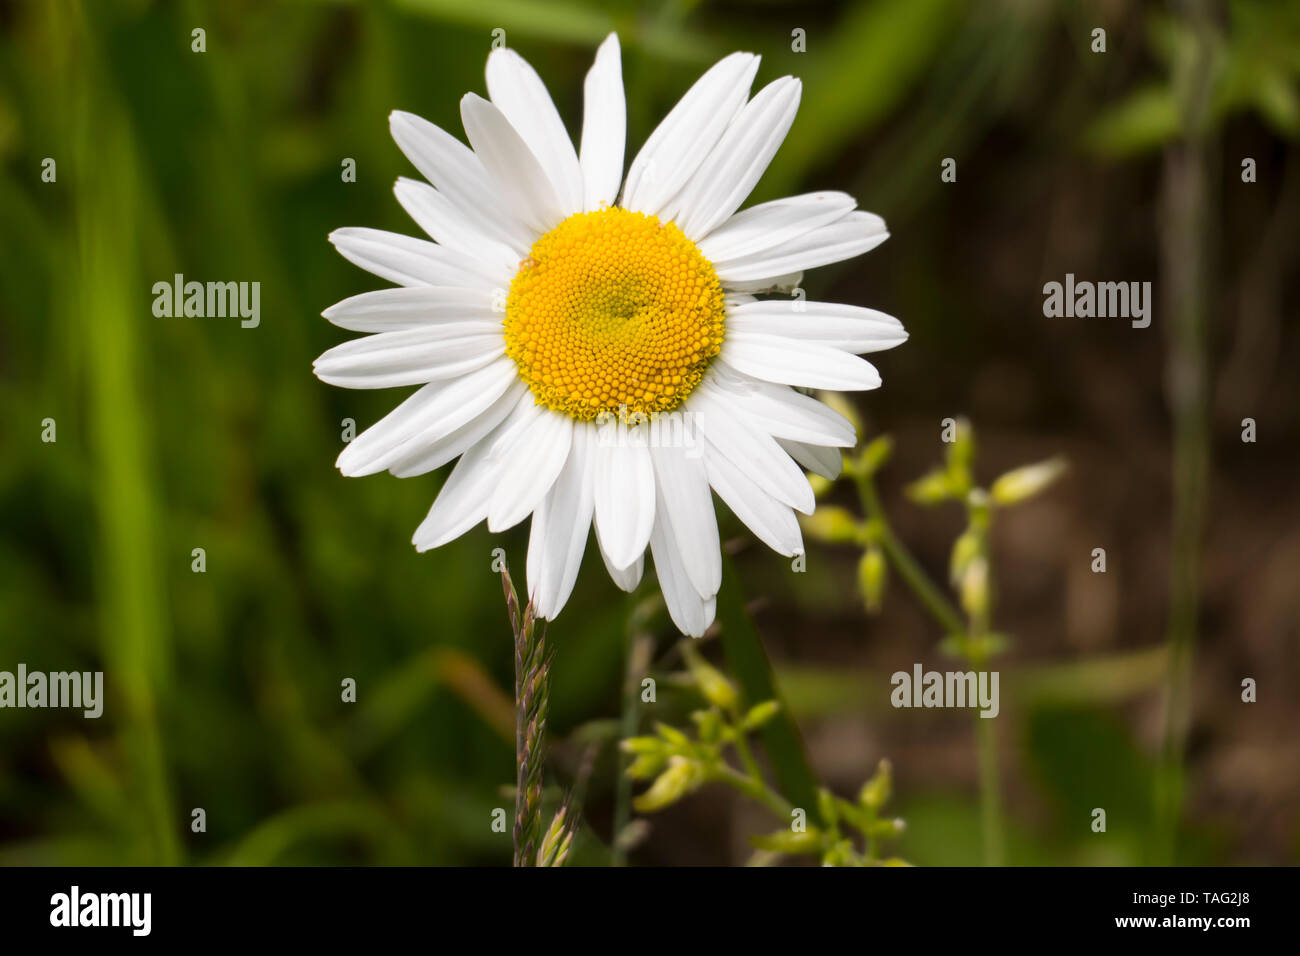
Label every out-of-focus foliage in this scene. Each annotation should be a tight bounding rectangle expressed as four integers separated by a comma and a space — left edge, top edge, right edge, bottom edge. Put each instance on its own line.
1087, 0, 1300, 155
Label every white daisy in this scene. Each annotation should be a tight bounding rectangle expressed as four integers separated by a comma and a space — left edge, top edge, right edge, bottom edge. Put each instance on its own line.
316, 34, 906, 636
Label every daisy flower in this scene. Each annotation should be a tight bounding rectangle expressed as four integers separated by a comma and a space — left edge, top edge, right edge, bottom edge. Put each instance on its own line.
315, 34, 906, 636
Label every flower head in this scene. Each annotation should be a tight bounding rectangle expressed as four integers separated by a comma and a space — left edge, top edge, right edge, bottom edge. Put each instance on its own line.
316, 35, 906, 635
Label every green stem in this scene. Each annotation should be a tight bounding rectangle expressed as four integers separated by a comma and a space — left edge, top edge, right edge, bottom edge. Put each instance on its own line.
1153, 0, 1214, 866
71, 6, 178, 863
857, 463, 1005, 865
965, 498, 1004, 867
971, 641, 1004, 866
730, 723, 767, 793
854, 472, 965, 635
504, 570, 549, 867
713, 764, 794, 820
974, 711, 1004, 866
611, 619, 651, 866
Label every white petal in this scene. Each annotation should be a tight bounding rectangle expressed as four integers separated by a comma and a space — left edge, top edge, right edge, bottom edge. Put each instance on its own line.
720, 333, 882, 391
336, 357, 519, 476
388, 110, 532, 253
412, 437, 499, 551
649, 502, 716, 637
460, 93, 567, 237
649, 444, 721, 599
385, 380, 527, 478
590, 419, 655, 570
726, 299, 907, 353
322, 286, 498, 333
702, 439, 804, 556
313, 325, 504, 389
579, 33, 625, 211
329, 227, 506, 289
337, 383, 440, 477
707, 369, 856, 447
713, 211, 888, 284
620, 52, 759, 217
696, 191, 856, 262
688, 382, 814, 513
778, 439, 843, 480
485, 48, 585, 214
393, 178, 521, 276
526, 424, 594, 619
600, 543, 644, 593
666, 77, 802, 239
486, 402, 574, 532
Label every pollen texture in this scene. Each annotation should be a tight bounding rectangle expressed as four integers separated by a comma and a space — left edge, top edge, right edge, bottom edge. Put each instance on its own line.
504, 207, 726, 421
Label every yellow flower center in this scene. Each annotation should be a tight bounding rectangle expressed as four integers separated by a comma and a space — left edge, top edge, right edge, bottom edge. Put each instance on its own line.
504, 207, 726, 421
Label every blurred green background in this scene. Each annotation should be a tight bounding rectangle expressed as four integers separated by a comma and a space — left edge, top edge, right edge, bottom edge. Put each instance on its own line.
1, 0, 1297, 865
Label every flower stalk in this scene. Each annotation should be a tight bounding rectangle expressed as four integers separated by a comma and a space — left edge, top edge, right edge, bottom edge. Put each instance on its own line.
622, 642, 906, 866
808, 418, 1067, 867
502, 566, 551, 867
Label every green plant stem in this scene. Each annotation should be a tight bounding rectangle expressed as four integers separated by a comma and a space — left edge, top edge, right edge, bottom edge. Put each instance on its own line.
969, 636, 1005, 867
713, 764, 794, 820
854, 472, 965, 635
1153, 0, 1215, 866
612, 621, 652, 866
974, 713, 1004, 865
504, 570, 549, 867
856, 465, 1005, 864
730, 724, 768, 795
964, 510, 1004, 866
72, 9, 178, 864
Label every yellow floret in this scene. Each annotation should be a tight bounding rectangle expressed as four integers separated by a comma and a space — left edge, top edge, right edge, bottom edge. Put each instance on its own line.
504, 207, 726, 421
